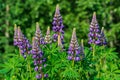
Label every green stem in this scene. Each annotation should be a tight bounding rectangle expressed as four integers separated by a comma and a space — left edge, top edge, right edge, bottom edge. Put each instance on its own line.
26, 56, 32, 78
72, 59, 74, 67
29, 62, 31, 78
92, 44, 95, 60
42, 77, 44, 80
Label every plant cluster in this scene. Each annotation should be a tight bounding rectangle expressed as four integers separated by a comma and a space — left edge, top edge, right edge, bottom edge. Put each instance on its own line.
0, 4, 120, 80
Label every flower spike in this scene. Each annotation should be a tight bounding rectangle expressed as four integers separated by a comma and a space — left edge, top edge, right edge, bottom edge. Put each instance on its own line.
31, 37, 48, 79
99, 27, 107, 45
52, 4, 64, 43
35, 22, 44, 45
16, 26, 31, 58
88, 12, 101, 45
45, 27, 52, 44
68, 28, 80, 61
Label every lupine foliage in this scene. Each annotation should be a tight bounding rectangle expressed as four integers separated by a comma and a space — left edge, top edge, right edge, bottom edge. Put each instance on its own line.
0, 0, 120, 80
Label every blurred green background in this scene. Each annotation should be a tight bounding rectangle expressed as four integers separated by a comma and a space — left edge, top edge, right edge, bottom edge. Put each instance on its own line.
0, 0, 120, 57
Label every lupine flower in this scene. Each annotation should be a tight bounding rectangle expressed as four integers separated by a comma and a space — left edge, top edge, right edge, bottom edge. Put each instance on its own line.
16, 26, 31, 58
13, 24, 18, 46
88, 12, 101, 45
52, 4, 64, 42
17, 27, 26, 57
35, 22, 44, 45
67, 28, 81, 61
99, 27, 107, 45
31, 37, 48, 79
44, 27, 52, 44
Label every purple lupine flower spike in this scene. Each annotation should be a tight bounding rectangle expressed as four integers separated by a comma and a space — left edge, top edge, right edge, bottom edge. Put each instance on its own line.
17, 27, 31, 57
23, 36, 32, 54
13, 24, 18, 46
45, 27, 52, 44
31, 37, 48, 79
17, 27, 26, 57
99, 27, 107, 45
88, 12, 101, 45
68, 28, 81, 61
35, 22, 44, 45
52, 4, 64, 43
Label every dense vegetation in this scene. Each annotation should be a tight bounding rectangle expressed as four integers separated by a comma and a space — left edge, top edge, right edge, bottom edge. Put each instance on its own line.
0, 0, 120, 80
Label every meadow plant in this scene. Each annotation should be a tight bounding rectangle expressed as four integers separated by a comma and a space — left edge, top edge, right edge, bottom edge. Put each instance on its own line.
13, 25, 31, 58
88, 12, 101, 45
44, 27, 52, 44
35, 22, 45, 45
99, 27, 107, 45
52, 4, 64, 43
31, 37, 48, 79
1, 4, 119, 80
67, 28, 81, 62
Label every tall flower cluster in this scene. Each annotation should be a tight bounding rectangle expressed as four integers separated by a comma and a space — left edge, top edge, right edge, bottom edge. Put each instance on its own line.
52, 4, 64, 42
44, 27, 52, 44
31, 37, 48, 79
99, 27, 107, 45
35, 22, 44, 45
13, 25, 31, 58
67, 28, 81, 61
88, 12, 101, 45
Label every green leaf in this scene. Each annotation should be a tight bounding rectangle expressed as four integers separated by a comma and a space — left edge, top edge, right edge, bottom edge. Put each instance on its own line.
0, 68, 11, 74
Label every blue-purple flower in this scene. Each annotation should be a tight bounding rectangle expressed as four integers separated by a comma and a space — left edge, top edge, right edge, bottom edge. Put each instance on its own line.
88, 12, 101, 45
67, 28, 81, 61
35, 22, 45, 45
14, 26, 31, 58
99, 27, 107, 45
52, 4, 64, 43
31, 37, 48, 79
44, 27, 52, 44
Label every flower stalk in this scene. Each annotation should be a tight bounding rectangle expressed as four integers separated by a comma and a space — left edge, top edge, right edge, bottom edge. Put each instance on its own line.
35, 22, 44, 45
45, 27, 52, 44
88, 12, 101, 45
68, 28, 81, 63
52, 4, 64, 44
31, 37, 48, 79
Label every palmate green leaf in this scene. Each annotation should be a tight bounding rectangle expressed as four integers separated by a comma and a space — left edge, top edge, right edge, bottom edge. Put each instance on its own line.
114, 70, 120, 74
0, 63, 7, 67
0, 68, 11, 74
61, 67, 79, 79
4, 75, 10, 80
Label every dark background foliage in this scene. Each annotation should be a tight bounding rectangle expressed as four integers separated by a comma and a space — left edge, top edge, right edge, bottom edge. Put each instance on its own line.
0, 0, 120, 59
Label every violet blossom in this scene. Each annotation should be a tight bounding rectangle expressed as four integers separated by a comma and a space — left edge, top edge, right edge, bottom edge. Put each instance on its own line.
13, 26, 31, 58
88, 12, 101, 45
44, 27, 52, 44
31, 37, 48, 79
52, 4, 64, 43
99, 27, 107, 45
34, 22, 45, 45
67, 28, 81, 61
